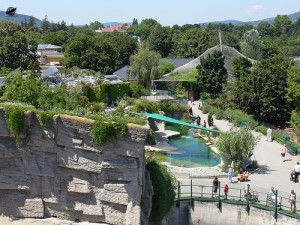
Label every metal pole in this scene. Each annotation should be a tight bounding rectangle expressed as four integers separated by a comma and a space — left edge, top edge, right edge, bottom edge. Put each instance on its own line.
190, 179, 193, 207
177, 181, 181, 208
274, 190, 278, 221
217, 181, 222, 211
246, 184, 250, 214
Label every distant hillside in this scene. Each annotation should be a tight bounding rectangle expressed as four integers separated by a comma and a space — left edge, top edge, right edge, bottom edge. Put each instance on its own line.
0, 11, 41, 26
201, 11, 300, 26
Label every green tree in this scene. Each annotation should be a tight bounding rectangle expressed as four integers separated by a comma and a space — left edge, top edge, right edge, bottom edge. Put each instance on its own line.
4, 71, 42, 107
233, 55, 291, 124
287, 66, 300, 138
134, 18, 160, 41
147, 25, 174, 58
216, 128, 258, 171
40, 15, 50, 32
63, 33, 116, 73
0, 22, 39, 70
171, 28, 211, 57
257, 21, 272, 37
89, 21, 104, 30
241, 29, 265, 60
196, 50, 227, 98
158, 60, 175, 76
129, 49, 161, 89
232, 57, 252, 80
272, 15, 292, 36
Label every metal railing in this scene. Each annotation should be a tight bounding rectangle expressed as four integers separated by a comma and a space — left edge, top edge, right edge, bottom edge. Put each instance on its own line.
176, 180, 300, 221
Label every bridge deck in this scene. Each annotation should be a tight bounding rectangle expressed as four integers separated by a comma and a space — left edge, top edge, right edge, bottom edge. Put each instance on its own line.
146, 113, 220, 133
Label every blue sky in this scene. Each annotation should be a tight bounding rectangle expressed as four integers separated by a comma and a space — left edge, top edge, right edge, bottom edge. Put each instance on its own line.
1, 0, 300, 25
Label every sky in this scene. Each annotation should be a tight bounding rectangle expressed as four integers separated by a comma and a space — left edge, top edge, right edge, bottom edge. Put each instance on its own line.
1, 0, 300, 26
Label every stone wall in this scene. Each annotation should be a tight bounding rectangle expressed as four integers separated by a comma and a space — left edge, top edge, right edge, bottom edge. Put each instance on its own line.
162, 201, 300, 225
0, 108, 149, 225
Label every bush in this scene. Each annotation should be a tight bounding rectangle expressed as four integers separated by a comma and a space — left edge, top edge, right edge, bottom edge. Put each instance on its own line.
38, 111, 56, 126
254, 125, 267, 135
215, 108, 224, 120
92, 117, 127, 147
201, 104, 211, 114
146, 129, 157, 145
146, 157, 176, 223
134, 99, 159, 113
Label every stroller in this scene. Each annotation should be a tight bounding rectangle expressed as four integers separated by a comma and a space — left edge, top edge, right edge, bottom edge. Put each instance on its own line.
290, 171, 299, 182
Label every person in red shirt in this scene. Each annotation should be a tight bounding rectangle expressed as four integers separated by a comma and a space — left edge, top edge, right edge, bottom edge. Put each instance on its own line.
224, 183, 229, 200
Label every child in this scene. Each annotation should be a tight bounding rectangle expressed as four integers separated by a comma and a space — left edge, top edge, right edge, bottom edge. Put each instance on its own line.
224, 183, 229, 200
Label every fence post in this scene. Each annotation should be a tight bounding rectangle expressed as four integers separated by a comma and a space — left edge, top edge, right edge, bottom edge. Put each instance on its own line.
201, 185, 203, 198
245, 184, 250, 214
190, 179, 193, 208
217, 181, 222, 211
274, 190, 278, 221
177, 181, 181, 208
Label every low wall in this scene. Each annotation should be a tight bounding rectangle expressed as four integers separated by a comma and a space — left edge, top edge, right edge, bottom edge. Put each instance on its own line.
163, 201, 300, 225
0, 108, 150, 225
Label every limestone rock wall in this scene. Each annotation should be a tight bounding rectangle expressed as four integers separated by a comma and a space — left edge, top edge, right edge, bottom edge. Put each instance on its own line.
0, 108, 149, 225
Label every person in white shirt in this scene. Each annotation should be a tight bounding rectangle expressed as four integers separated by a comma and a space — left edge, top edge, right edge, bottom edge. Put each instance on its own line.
266, 128, 272, 141
293, 162, 300, 183
268, 187, 281, 206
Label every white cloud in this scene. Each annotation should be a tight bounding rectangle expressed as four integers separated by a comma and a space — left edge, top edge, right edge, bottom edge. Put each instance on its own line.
247, 4, 264, 14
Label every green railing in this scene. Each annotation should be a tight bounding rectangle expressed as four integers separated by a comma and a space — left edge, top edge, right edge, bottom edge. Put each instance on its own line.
176, 180, 300, 221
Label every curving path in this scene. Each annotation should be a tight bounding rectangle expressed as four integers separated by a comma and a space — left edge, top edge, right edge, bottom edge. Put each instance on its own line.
177, 100, 300, 199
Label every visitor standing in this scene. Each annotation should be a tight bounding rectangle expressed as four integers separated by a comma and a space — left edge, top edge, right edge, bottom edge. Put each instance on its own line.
212, 177, 219, 198
281, 144, 288, 162
197, 115, 201, 126
224, 183, 229, 200
203, 120, 206, 128
266, 128, 272, 142
289, 190, 296, 212
228, 167, 234, 183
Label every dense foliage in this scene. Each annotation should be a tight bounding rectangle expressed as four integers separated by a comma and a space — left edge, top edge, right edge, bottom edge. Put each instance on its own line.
146, 155, 176, 222
197, 50, 227, 98
216, 128, 258, 171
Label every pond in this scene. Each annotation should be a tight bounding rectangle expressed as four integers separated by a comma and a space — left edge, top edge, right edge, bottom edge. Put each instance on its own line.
161, 129, 221, 168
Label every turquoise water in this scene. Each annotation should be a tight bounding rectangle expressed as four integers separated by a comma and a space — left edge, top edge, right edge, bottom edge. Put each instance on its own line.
164, 130, 221, 168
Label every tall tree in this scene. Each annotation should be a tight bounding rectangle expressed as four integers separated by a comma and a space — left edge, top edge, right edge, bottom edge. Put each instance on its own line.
89, 21, 104, 30
272, 15, 292, 37
129, 49, 161, 89
196, 50, 227, 98
241, 29, 265, 60
40, 15, 50, 32
232, 55, 291, 124
232, 57, 252, 80
147, 25, 174, 58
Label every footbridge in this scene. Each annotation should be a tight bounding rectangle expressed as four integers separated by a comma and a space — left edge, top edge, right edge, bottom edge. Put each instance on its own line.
145, 113, 220, 133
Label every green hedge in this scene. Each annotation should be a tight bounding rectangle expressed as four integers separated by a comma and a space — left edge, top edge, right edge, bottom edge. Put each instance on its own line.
146, 156, 176, 223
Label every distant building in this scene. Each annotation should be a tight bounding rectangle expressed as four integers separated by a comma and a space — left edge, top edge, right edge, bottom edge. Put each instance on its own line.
37, 44, 65, 73
95, 24, 130, 33
102, 75, 123, 83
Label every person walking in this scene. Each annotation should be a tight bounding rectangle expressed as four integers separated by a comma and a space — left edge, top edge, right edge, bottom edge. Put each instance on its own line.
212, 177, 219, 198
197, 115, 201, 126
266, 127, 272, 142
289, 190, 296, 212
228, 167, 234, 183
281, 144, 288, 162
203, 120, 206, 128
224, 183, 229, 200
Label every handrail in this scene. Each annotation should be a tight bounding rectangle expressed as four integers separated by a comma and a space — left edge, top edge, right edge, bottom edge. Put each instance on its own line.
176, 180, 300, 220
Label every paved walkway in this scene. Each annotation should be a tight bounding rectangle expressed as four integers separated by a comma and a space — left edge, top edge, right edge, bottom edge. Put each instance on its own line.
177, 100, 300, 198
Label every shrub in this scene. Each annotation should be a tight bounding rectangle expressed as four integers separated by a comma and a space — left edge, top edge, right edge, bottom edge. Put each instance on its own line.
134, 99, 159, 113
90, 102, 106, 113
201, 104, 211, 114
38, 111, 56, 126
254, 125, 267, 135
146, 157, 176, 223
146, 129, 157, 145
92, 117, 127, 147
215, 108, 224, 120
216, 128, 259, 172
